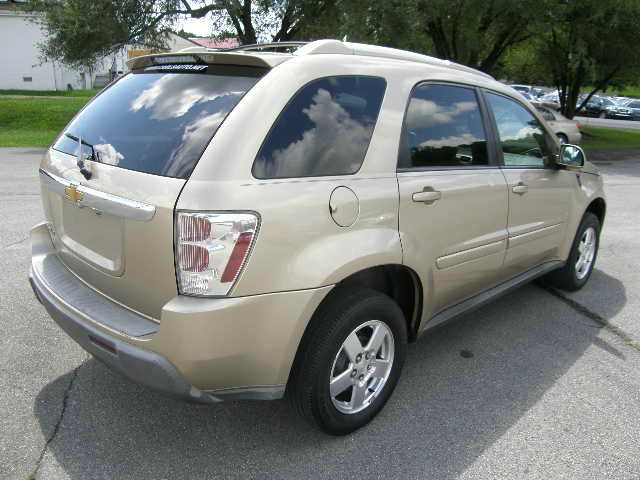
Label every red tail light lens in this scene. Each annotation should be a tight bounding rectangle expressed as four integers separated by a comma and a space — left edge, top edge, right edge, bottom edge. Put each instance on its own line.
176, 212, 259, 296
220, 232, 254, 283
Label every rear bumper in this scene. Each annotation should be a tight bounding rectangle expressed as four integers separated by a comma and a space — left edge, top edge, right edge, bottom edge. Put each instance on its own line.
568, 131, 583, 144
29, 227, 219, 403
29, 222, 331, 401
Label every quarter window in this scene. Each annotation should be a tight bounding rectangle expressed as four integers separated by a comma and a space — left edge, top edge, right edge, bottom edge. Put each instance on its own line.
253, 76, 386, 179
399, 84, 489, 169
486, 92, 553, 168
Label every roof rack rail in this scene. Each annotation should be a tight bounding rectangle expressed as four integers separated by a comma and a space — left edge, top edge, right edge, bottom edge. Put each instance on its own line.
183, 39, 493, 80
295, 40, 494, 80
226, 42, 309, 52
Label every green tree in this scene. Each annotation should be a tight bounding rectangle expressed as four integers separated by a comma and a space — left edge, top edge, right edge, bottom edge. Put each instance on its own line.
29, 0, 304, 68
536, 0, 640, 118
296, 0, 539, 75
411, 0, 537, 74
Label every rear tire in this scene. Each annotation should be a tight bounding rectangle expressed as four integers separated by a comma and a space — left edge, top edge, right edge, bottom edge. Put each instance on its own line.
544, 212, 600, 291
287, 288, 407, 435
556, 133, 569, 144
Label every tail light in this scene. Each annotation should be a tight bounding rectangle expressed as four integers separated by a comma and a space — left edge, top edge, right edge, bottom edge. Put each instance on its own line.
176, 212, 259, 296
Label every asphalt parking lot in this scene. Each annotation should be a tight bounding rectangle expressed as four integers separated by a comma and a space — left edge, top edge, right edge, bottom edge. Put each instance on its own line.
1, 148, 639, 480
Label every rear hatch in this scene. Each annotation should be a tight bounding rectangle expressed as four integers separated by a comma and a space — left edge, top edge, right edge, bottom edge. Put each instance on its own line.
40, 61, 265, 319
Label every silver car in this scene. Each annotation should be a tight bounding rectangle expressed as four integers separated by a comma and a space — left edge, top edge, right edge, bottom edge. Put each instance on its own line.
533, 104, 582, 144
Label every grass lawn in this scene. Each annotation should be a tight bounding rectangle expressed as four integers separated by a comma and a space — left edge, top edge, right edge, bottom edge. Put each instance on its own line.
0, 97, 89, 147
0, 88, 100, 97
580, 125, 640, 151
611, 85, 640, 99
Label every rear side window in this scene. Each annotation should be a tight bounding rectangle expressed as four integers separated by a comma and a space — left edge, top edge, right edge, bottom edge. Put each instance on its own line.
252, 76, 386, 179
53, 66, 263, 178
399, 83, 489, 169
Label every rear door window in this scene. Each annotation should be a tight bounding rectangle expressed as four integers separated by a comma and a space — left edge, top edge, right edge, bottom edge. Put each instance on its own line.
252, 76, 386, 179
53, 66, 264, 179
398, 83, 489, 169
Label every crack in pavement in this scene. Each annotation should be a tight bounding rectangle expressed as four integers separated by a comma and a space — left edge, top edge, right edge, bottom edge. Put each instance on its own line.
3, 236, 28, 249
28, 364, 81, 480
543, 285, 640, 353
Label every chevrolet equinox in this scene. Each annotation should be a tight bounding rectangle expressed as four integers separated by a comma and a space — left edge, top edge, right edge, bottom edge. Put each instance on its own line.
29, 40, 605, 435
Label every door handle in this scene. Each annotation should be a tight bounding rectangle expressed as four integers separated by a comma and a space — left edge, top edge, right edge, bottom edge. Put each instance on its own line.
512, 183, 528, 194
412, 189, 442, 204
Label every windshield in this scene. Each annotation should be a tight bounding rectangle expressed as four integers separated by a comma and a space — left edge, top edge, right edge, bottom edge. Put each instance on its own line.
53, 66, 264, 178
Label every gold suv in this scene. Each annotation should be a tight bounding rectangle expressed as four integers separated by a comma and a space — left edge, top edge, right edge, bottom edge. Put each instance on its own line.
29, 40, 605, 435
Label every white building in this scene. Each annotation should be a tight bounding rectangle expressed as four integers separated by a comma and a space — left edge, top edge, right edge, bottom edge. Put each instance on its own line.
0, 0, 198, 91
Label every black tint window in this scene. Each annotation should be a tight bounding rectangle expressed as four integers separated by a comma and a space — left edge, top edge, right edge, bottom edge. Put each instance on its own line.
536, 106, 555, 122
399, 84, 489, 169
53, 68, 261, 178
487, 92, 553, 168
253, 76, 386, 179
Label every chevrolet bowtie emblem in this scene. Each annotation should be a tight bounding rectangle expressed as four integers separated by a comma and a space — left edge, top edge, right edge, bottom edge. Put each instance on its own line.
64, 185, 84, 202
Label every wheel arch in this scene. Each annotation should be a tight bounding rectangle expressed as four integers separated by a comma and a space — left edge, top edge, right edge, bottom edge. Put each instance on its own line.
285, 263, 423, 393
586, 197, 606, 227
330, 264, 424, 342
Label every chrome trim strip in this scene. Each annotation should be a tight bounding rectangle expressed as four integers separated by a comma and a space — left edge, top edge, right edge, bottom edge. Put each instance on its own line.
508, 223, 562, 249
436, 239, 506, 269
39, 169, 156, 221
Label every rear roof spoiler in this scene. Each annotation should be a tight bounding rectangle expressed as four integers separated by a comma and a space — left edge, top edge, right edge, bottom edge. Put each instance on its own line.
126, 50, 288, 70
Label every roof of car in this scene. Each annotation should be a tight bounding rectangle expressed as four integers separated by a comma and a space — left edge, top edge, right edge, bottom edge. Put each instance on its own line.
127, 39, 495, 82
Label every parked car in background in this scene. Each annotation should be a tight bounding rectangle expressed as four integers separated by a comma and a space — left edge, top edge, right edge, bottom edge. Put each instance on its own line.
511, 84, 533, 95
575, 95, 617, 118
533, 103, 582, 144
611, 99, 640, 120
605, 99, 634, 120
511, 84, 545, 99
539, 91, 560, 110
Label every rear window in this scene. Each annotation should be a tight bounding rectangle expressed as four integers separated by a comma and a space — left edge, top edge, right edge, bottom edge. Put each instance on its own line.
252, 76, 386, 179
53, 66, 263, 178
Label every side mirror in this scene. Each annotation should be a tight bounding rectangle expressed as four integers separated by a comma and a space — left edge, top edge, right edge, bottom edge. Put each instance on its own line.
557, 144, 585, 168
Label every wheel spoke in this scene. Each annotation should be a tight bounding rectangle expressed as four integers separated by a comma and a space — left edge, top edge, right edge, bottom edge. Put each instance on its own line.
330, 369, 353, 397
371, 358, 391, 379
350, 382, 368, 409
342, 331, 363, 363
365, 324, 387, 354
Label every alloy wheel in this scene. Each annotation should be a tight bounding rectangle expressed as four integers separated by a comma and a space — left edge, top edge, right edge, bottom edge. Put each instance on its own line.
576, 226, 597, 280
329, 320, 395, 414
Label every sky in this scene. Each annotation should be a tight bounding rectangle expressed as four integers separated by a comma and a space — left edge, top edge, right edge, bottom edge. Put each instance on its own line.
177, 14, 214, 37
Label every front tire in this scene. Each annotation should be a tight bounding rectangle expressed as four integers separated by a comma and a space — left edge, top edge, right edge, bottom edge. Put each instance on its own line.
544, 212, 600, 291
288, 288, 407, 435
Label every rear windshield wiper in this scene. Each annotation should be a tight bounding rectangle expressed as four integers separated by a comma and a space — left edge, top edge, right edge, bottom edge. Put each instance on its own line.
64, 133, 94, 179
